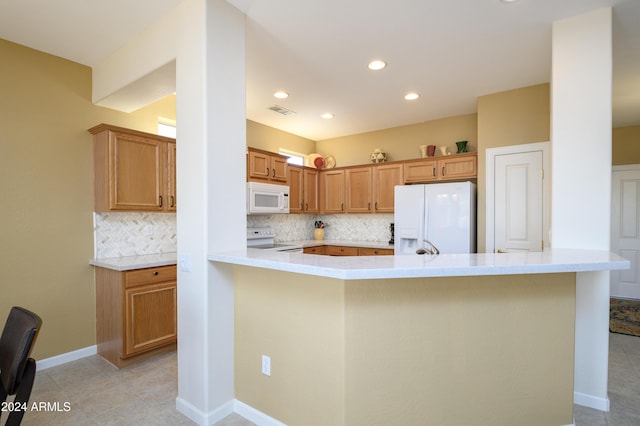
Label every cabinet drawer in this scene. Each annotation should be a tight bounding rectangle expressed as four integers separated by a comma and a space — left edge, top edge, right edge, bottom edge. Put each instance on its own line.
325, 245, 359, 256
358, 247, 394, 256
303, 246, 326, 255
125, 265, 177, 288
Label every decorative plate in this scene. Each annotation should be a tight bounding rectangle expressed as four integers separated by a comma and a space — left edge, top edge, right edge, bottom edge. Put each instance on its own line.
314, 156, 326, 169
307, 153, 323, 168
324, 156, 336, 168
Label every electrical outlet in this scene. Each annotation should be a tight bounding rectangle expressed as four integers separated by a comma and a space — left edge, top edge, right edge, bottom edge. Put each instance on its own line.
179, 254, 192, 272
262, 355, 271, 376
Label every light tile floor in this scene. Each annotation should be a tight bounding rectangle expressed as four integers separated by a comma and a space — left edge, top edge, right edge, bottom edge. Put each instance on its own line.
19, 333, 640, 425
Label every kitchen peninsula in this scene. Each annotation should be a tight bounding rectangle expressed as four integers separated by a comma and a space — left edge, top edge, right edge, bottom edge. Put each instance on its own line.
209, 248, 628, 426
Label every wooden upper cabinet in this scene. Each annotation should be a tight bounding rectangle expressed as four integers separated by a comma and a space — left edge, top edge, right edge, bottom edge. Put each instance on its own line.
303, 168, 320, 213
346, 167, 373, 213
289, 166, 320, 214
89, 124, 176, 212
247, 148, 288, 184
439, 154, 477, 181
289, 166, 304, 213
373, 163, 403, 213
403, 152, 477, 184
321, 169, 345, 213
404, 159, 438, 183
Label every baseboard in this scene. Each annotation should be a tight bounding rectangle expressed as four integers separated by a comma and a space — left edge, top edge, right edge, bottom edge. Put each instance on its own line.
36, 345, 97, 371
175, 396, 234, 426
574, 391, 610, 412
234, 400, 286, 426
174, 398, 286, 426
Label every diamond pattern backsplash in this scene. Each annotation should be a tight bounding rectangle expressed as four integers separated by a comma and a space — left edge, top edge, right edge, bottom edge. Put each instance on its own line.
95, 212, 393, 259
248, 213, 394, 242
94, 212, 177, 258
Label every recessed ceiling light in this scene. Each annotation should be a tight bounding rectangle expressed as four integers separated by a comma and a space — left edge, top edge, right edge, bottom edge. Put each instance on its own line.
368, 60, 387, 71
500, 0, 519, 3
404, 92, 420, 101
321, 113, 334, 119
274, 91, 289, 99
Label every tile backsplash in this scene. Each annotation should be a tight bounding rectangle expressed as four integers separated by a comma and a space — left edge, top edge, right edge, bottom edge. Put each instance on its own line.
94, 212, 392, 259
248, 213, 394, 243
94, 212, 177, 258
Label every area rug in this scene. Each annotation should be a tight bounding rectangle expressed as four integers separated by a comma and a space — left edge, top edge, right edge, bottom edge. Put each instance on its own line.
610, 298, 640, 337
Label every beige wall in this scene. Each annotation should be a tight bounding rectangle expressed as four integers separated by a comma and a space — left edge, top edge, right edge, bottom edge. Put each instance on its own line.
316, 114, 477, 167
0, 38, 176, 359
246, 119, 316, 155
235, 266, 575, 426
476, 83, 551, 251
613, 125, 640, 165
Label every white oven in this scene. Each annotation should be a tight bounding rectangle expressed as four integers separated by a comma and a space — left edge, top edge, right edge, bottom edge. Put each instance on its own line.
247, 182, 290, 215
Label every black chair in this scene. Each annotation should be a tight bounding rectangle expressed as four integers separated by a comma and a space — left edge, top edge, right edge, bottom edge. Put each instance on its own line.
0, 307, 42, 426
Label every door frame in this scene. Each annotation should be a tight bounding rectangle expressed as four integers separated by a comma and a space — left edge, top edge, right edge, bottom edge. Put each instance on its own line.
611, 164, 640, 299
485, 141, 551, 253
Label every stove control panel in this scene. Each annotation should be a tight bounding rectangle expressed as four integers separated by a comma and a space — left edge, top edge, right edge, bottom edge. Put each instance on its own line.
247, 227, 276, 240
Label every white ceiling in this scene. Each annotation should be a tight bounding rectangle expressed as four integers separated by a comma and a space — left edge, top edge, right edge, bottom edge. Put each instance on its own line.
1, 0, 639, 141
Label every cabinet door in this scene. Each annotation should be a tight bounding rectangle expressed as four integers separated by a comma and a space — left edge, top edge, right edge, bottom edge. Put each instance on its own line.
303, 168, 320, 213
166, 142, 177, 211
321, 170, 345, 213
438, 154, 477, 180
374, 164, 403, 213
403, 159, 438, 184
270, 156, 289, 183
346, 167, 373, 213
110, 132, 164, 211
289, 166, 304, 213
124, 281, 177, 357
247, 150, 271, 181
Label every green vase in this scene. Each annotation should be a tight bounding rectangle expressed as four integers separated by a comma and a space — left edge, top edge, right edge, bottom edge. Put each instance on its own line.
456, 141, 468, 153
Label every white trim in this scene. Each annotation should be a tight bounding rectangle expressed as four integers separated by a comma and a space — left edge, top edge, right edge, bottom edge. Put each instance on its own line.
234, 400, 287, 426
574, 391, 610, 412
485, 141, 551, 253
174, 398, 286, 426
175, 397, 234, 426
613, 164, 640, 172
36, 345, 97, 371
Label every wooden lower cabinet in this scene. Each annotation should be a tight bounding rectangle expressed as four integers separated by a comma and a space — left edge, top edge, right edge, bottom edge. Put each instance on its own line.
304, 245, 393, 256
358, 247, 394, 256
96, 265, 177, 368
303, 246, 326, 255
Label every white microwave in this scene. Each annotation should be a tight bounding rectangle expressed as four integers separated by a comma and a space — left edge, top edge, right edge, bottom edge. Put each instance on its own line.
247, 182, 290, 215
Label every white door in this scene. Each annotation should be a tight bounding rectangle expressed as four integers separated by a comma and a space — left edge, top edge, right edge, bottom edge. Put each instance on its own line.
493, 150, 544, 253
611, 166, 640, 299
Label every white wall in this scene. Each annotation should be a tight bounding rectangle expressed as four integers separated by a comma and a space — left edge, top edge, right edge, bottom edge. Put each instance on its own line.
551, 7, 612, 411
92, 0, 245, 423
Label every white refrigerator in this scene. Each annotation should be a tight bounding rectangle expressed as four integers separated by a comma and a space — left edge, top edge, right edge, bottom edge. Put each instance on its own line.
394, 182, 476, 254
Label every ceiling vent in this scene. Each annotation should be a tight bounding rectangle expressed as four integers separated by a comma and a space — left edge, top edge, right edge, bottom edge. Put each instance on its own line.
268, 105, 296, 116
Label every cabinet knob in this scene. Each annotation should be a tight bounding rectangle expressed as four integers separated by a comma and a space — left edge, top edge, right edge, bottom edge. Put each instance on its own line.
273, 168, 276, 178
170, 196, 175, 208
159, 195, 163, 207
442, 166, 445, 176
153, 271, 159, 276
266, 167, 270, 177
368, 202, 371, 211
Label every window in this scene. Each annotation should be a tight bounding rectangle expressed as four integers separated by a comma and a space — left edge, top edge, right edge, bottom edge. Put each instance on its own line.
158, 118, 176, 138
279, 148, 305, 166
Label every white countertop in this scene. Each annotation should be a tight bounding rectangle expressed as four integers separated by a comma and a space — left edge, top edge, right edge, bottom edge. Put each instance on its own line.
208, 248, 629, 280
90, 252, 177, 271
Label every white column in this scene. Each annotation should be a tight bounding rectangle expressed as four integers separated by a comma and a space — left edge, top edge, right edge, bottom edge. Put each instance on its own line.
551, 8, 612, 411
175, 0, 246, 423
